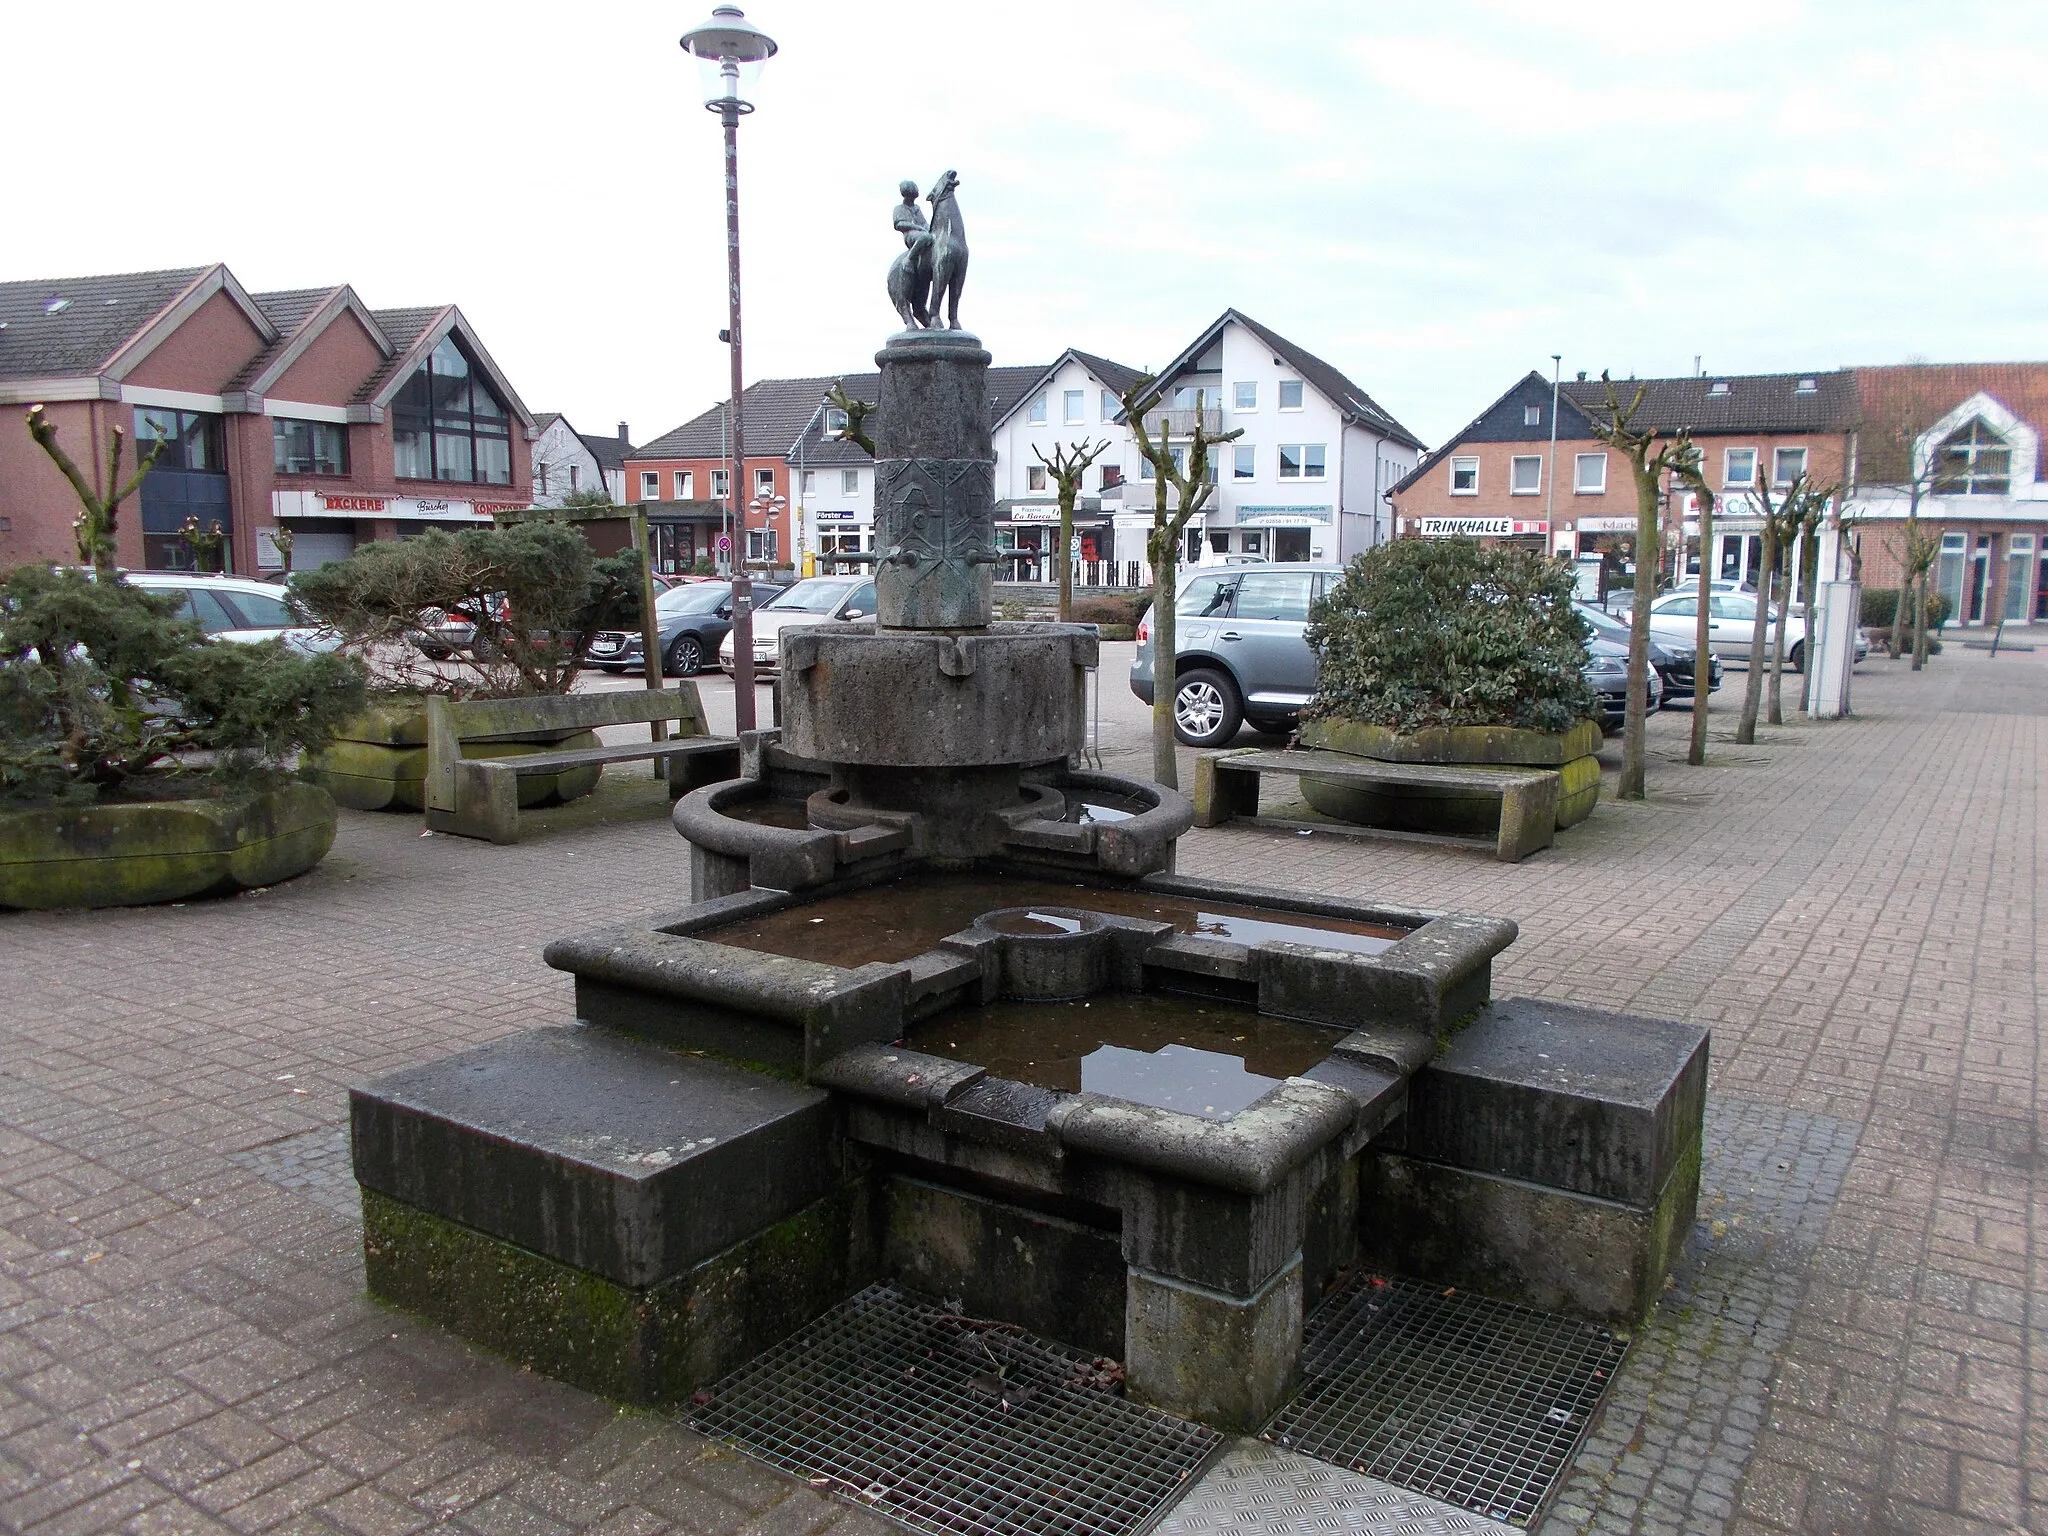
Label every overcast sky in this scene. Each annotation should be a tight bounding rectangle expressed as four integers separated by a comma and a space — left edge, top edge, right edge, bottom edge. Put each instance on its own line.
12, 0, 2047, 448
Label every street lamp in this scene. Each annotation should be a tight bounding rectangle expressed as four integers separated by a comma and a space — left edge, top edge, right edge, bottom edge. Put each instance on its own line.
749, 491, 788, 573
681, 3, 776, 732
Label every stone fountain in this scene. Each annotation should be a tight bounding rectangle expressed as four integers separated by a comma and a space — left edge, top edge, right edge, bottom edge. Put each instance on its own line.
351, 185, 1705, 1433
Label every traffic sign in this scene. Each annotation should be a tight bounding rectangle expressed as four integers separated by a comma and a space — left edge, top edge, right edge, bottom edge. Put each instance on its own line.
717, 534, 731, 553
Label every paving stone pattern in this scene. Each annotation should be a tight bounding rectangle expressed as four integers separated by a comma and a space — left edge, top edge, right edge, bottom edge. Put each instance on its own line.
1, 646, 2043, 1535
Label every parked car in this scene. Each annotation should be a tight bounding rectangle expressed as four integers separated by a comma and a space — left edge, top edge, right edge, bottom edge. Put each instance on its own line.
1130, 563, 1344, 748
1647, 590, 1868, 671
1582, 635, 1662, 733
125, 572, 341, 655
718, 575, 876, 679
588, 578, 785, 676
1573, 601, 1721, 705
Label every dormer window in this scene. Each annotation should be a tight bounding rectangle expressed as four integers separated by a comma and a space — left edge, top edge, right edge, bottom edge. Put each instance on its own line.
1795, 377, 1818, 394
824, 406, 849, 437
1708, 381, 1731, 396
1933, 418, 2012, 496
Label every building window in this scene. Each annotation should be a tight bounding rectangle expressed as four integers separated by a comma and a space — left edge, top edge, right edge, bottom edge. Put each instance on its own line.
842, 469, 859, 494
569, 465, 581, 493
1575, 453, 1607, 493
391, 334, 511, 484
674, 471, 693, 498
1278, 380, 1304, 411
1028, 393, 1047, 424
1101, 464, 1122, 490
272, 418, 347, 476
711, 469, 729, 500
1450, 456, 1479, 494
1279, 444, 1325, 481
537, 464, 550, 495
1171, 385, 1205, 409
1139, 456, 1155, 481
1063, 389, 1084, 424
1723, 447, 1757, 487
1028, 465, 1048, 492
800, 470, 817, 495
1511, 455, 1541, 494
1234, 445, 1256, 480
824, 406, 849, 437
135, 408, 222, 471
1100, 390, 1119, 422
1709, 380, 1731, 396
1795, 377, 1818, 394
1933, 418, 2012, 496
755, 467, 776, 497
1523, 404, 1541, 426
640, 471, 659, 499
1772, 446, 1807, 486
747, 529, 778, 563
1233, 381, 1257, 411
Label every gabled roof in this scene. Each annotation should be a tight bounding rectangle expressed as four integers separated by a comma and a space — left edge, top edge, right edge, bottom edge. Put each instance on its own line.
991, 347, 1147, 431
1853, 362, 2048, 484
1391, 371, 1601, 495
1137, 309, 1424, 449
1558, 370, 1859, 436
578, 430, 631, 473
0, 264, 278, 384
534, 411, 565, 433
224, 285, 395, 398
354, 304, 537, 433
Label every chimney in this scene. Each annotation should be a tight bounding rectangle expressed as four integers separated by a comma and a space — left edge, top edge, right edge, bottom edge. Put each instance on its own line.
617, 421, 630, 444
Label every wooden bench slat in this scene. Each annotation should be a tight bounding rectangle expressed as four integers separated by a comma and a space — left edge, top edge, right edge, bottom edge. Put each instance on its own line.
491, 739, 738, 774
441, 689, 704, 741
1221, 751, 1556, 790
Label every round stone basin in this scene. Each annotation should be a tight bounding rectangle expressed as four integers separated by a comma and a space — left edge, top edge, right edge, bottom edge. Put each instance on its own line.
901, 991, 1345, 1121
972, 906, 1110, 999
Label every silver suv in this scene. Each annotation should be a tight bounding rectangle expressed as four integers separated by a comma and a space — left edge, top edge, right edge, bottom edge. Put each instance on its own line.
1130, 563, 1344, 747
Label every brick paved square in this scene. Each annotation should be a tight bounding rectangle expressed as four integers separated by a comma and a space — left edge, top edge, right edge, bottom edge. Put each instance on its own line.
2, 647, 2043, 1535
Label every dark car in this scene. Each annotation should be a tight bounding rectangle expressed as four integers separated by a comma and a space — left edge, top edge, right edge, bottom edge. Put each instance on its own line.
1574, 600, 1721, 706
1582, 635, 1662, 733
587, 579, 784, 676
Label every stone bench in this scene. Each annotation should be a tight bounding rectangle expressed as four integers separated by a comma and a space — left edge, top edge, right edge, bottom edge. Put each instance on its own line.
424, 687, 740, 844
1194, 747, 1560, 863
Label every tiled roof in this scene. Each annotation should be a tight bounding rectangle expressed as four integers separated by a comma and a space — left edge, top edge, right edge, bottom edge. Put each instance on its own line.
350, 307, 448, 405
0, 266, 210, 380
534, 411, 564, 432
1392, 371, 1602, 495
578, 430, 631, 472
1558, 370, 1859, 436
991, 348, 1146, 431
221, 287, 347, 393
1070, 350, 1148, 399
1854, 362, 2048, 484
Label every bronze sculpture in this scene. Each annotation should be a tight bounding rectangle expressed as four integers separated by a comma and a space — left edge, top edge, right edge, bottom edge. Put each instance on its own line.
884, 171, 968, 331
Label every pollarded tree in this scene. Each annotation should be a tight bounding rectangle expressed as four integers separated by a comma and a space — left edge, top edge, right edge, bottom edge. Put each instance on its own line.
1579, 375, 1703, 799
24, 405, 167, 576
1666, 443, 1717, 766
1031, 439, 1110, 622
1118, 378, 1242, 788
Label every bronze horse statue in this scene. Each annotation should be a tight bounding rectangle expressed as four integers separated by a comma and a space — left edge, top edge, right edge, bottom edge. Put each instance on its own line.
925, 169, 968, 331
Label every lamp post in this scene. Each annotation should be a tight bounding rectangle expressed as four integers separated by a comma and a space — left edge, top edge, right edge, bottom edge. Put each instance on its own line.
749, 491, 788, 573
681, 3, 776, 733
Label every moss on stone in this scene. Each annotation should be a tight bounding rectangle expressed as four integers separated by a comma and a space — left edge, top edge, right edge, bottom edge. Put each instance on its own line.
1301, 717, 1602, 767
308, 705, 605, 813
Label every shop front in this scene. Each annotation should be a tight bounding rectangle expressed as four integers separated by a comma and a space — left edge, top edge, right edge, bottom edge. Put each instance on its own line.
1210, 506, 1334, 565
1417, 514, 1548, 554
265, 490, 527, 572
813, 509, 873, 573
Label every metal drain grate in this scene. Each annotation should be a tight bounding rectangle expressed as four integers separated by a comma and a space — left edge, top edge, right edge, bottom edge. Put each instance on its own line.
687, 1281, 1220, 1536
1263, 1276, 1628, 1526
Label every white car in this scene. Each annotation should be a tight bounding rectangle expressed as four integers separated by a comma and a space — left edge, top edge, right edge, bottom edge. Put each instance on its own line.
717, 575, 876, 680
125, 572, 343, 656
1647, 589, 1866, 671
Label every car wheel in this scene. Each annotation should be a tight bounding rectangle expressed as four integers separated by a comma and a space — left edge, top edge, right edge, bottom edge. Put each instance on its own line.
666, 633, 703, 676
1173, 667, 1243, 748
1788, 640, 1805, 672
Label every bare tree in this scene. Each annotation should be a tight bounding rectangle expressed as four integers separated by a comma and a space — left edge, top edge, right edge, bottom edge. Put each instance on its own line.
1667, 444, 1716, 766
25, 404, 166, 576
1118, 378, 1242, 788
1855, 376, 1958, 668
1031, 440, 1110, 622
1580, 375, 1701, 798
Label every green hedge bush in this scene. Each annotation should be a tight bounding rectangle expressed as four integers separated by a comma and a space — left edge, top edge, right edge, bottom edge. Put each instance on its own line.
1860, 587, 1952, 630
1305, 538, 1599, 734
1070, 593, 1146, 626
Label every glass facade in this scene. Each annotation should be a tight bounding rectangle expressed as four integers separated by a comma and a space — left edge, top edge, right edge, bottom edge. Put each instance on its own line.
391, 336, 512, 484
273, 418, 348, 475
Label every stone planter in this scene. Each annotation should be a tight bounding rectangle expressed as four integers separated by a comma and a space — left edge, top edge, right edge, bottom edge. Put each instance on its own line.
0, 781, 337, 910
1297, 718, 1603, 832
307, 697, 601, 812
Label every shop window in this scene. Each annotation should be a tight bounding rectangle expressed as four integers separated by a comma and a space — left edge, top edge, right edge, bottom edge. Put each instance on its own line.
1450, 456, 1479, 494
1510, 455, 1541, 494
272, 418, 348, 476
391, 335, 512, 485
1209, 529, 1230, 554
1278, 380, 1304, 411
1278, 444, 1325, 481
1772, 446, 1807, 486
842, 469, 860, 494
1574, 453, 1607, 493
1933, 418, 2011, 496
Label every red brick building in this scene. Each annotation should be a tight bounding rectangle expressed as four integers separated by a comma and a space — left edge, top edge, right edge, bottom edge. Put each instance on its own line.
0, 264, 535, 575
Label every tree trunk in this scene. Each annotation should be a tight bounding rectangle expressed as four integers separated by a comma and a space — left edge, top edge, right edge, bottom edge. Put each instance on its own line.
1619, 464, 1660, 799
1799, 523, 1820, 713
1736, 524, 1776, 744
1149, 523, 1179, 788
1911, 581, 1929, 671
1687, 495, 1713, 765
1766, 560, 1790, 727
1890, 507, 1916, 659
1057, 485, 1075, 623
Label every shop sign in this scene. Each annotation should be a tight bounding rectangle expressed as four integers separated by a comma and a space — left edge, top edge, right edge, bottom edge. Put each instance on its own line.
1236, 505, 1333, 525
814, 510, 857, 522
1575, 517, 1638, 533
1419, 517, 1548, 537
313, 492, 491, 521
320, 494, 388, 513
1008, 507, 1061, 523
473, 502, 531, 517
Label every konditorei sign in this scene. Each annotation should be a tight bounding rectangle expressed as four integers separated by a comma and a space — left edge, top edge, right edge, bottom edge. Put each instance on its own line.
269, 490, 525, 522
1419, 516, 1549, 538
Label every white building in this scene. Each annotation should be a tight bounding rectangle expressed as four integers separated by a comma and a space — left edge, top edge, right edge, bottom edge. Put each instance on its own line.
1128, 311, 1423, 569
988, 349, 1147, 581
530, 414, 631, 506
